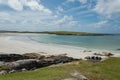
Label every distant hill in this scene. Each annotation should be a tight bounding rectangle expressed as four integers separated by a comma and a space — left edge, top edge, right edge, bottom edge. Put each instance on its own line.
41, 31, 113, 36
0, 30, 114, 36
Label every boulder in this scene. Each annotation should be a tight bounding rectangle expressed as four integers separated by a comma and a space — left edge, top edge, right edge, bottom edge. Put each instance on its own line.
83, 50, 92, 53
117, 49, 120, 50
101, 52, 113, 57
93, 53, 101, 56
85, 56, 102, 62
70, 70, 88, 80
23, 53, 45, 59
85, 56, 90, 60
0, 70, 7, 75
12, 59, 38, 70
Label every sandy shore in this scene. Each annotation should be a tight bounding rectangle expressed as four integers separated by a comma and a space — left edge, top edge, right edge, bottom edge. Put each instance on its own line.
0, 33, 119, 59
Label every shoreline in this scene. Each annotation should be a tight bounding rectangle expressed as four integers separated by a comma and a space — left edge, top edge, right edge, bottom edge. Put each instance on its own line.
0, 33, 120, 59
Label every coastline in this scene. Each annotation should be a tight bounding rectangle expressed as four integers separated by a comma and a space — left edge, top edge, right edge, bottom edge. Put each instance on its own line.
0, 33, 120, 59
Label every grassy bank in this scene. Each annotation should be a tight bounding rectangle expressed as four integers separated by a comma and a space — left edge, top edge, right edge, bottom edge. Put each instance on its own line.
0, 57, 120, 80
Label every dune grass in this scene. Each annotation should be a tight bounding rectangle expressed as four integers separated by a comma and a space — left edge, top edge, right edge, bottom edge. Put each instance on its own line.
0, 57, 120, 80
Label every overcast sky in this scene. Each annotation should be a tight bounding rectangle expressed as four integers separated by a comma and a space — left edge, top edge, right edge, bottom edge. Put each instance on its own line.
0, 0, 120, 33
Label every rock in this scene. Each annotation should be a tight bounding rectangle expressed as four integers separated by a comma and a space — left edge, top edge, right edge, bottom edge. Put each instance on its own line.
85, 56, 102, 62
117, 49, 120, 50
85, 56, 90, 60
23, 53, 45, 59
0, 54, 29, 62
70, 70, 88, 80
101, 52, 113, 57
0, 61, 5, 66
93, 53, 101, 56
21, 68, 27, 71
83, 50, 92, 53
0, 70, 7, 75
13, 59, 38, 70
0, 54, 78, 74
94, 52, 114, 57
9, 69, 16, 73
0, 53, 46, 62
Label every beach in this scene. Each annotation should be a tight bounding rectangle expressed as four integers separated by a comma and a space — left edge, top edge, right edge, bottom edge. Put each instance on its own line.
0, 33, 119, 59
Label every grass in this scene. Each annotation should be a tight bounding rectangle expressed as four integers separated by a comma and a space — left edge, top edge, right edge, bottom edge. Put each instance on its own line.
0, 57, 120, 80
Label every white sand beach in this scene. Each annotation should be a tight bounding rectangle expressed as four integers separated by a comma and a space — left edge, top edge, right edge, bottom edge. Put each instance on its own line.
0, 33, 119, 59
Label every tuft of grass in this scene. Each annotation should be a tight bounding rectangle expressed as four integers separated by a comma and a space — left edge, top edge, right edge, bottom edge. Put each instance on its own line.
0, 57, 120, 80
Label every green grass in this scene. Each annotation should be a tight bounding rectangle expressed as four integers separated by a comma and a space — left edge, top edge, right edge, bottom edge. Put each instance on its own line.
0, 57, 120, 80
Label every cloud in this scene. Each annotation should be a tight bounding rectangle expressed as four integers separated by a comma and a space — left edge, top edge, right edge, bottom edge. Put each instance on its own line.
93, 0, 120, 16
8, 0, 23, 11
0, 0, 119, 33
79, 0, 87, 4
92, 20, 108, 28
0, 10, 77, 30
57, 6, 63, 12
65, 5, 87, 13
54, 15, 77, 27
0, 0, 52, 14
56, 6, 64, 15
67, 0, 87, 3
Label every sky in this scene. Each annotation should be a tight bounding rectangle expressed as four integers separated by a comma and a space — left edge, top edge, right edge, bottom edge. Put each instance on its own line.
0, 0, 120, 33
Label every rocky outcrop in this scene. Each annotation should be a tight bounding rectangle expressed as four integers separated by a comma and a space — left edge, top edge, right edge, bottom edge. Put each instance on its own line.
85, 56, 102, 62
94, 52, 113, 57
0, 54, 29, 62
0, 53, 46, 62
0, 53, 78, 74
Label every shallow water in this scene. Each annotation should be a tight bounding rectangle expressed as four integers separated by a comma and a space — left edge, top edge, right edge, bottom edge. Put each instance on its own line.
26, 34, 120, 52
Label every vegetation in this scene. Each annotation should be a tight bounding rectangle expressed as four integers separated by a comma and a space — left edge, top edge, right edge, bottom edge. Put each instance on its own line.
0, 57, 120, 80
0, 30, 113, 36
42, 31, 112, 36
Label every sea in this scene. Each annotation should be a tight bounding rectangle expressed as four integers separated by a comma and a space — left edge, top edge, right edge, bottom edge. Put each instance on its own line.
12, 34, 120, 53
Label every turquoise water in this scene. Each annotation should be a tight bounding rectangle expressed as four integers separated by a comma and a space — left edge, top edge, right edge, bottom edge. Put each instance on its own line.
28, 34, 120, 51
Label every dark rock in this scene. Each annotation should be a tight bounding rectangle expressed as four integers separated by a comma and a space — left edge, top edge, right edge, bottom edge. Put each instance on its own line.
0, 54, 29, 62
85, 56, 102, 62
0, 54, 78, 74
85, 56, 90, 60
117, 49, 120, 50
0, 53, 46, 62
